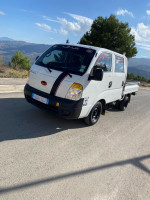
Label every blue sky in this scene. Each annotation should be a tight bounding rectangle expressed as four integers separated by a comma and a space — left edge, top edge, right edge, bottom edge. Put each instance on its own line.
0, 0, 150, 58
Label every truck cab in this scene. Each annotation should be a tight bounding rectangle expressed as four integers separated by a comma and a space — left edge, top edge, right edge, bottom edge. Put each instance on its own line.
24, 44, 138, 125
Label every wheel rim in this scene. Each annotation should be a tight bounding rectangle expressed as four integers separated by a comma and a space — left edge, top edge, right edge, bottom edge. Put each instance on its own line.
91, 106, 100, 123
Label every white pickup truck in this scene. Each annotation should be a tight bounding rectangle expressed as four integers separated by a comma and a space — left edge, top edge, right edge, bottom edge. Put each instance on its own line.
24, 44, 139, 125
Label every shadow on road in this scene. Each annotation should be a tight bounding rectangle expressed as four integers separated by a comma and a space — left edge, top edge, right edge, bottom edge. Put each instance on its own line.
0, 97, 150, 195
0, 98, 86, 142
0, 154, 149, 194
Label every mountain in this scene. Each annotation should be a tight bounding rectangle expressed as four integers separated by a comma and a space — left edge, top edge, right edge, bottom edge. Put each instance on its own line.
0, 40, 150, 79
0, 37, 15, 41
128, 58, 150, 79
0, 40, 50, 64
128, 66, 150, 79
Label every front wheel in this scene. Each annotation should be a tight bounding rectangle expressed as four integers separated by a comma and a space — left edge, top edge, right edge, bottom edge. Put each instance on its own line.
84, 102, 102, 126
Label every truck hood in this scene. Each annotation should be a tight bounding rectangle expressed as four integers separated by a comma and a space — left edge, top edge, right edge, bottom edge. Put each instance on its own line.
28, 64, 81, 98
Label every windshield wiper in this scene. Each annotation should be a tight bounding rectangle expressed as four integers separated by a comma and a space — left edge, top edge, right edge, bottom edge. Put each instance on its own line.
61, 67, 72, 78
47, 63, 72, 78
47, 67, 52, 73
38, 62, 52, 73
65, 72, 72, 78
37, 61, 44, 66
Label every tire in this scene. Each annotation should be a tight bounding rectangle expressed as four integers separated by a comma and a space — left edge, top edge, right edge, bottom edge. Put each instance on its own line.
119, 96, 129, 111
115, 100, 120, 109
84, 102, 102, 126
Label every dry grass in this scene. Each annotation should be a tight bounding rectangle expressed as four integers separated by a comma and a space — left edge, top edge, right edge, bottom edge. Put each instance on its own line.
8, 69, 29, 78
0, 66, 29, 78
0, 65, 10, 77
140, 82, 150, 87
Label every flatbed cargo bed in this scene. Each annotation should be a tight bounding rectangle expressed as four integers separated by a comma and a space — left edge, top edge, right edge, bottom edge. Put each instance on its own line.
124, 81, 139, 95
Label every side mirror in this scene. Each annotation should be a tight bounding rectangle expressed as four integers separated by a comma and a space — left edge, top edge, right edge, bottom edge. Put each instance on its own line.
35, 56, 39, 61
89, 68, 103, 81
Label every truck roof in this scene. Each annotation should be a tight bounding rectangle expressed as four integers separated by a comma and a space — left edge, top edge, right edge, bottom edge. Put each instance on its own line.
57, 43, 127, 58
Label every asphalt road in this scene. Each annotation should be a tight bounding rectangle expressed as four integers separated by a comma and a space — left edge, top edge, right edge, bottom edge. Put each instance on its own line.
0, 90, 150, 200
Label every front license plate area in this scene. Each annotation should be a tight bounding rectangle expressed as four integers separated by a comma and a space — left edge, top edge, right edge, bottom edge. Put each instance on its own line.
32, 93, 49, 104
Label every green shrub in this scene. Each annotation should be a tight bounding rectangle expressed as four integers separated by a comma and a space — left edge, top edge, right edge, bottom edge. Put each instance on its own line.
127, 73, 149, 83
10, 51, 31, 70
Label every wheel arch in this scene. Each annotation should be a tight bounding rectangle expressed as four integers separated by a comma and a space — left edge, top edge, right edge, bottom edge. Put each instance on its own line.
98, 99, 106, 115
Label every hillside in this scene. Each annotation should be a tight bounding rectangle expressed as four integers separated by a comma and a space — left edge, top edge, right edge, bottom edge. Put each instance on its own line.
128, 58, 150, 79
128, 58, 150, 66
0, 37, 15, 41
0, 40, 50, 64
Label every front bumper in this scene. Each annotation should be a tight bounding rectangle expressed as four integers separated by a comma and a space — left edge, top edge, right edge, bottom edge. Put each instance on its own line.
24, 84, 83, 119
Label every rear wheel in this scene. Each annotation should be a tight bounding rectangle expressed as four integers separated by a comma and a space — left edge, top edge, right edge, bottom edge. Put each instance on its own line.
84, 102, 102, 126
116, 96, 129, 111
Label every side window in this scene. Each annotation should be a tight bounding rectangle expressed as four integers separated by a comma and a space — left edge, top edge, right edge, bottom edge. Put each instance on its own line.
94, 52, 112, 72
115, 56, 124, 72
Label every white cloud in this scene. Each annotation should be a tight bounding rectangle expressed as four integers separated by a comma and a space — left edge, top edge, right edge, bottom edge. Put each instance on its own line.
42, 16, 60, 23
0, 11, 6, 15
35, 23, 51, 31
65, 12, 93, 25
131, 23, 150, 42
138, 46, 150, 51
131, 27, 146, 42
131, 23, 150, 51
58, 17, 81, 32
136, 42, 150, 47
146, 10, 150, 15
43, 13, 93, 36
116, 9, 134, 17
59, 28, 68, 35
136, 42, 150, 51
58, 13, 93, 35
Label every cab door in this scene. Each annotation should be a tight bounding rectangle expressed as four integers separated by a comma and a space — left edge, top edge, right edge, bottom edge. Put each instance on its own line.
92, 52, 114, 103
112, 55, 126, 100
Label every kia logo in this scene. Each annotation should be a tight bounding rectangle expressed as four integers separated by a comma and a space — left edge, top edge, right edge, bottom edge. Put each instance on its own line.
41, 81, 47, 86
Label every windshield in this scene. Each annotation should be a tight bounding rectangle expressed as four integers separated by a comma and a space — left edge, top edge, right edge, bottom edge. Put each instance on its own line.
35, 45, 96, 75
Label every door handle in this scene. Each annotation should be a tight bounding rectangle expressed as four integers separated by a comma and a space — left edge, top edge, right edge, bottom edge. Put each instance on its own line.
108, 81, 112, 88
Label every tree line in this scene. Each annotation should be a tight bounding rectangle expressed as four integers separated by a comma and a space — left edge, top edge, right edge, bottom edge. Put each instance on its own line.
127, 73, 150, 83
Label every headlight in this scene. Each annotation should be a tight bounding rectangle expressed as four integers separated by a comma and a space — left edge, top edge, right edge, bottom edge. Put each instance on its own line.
66, 83, 83, 100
